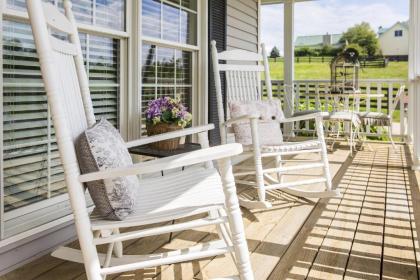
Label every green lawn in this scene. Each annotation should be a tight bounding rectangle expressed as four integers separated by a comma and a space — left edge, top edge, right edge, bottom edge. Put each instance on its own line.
269, 61, 408, 80
268, 61, 407, 139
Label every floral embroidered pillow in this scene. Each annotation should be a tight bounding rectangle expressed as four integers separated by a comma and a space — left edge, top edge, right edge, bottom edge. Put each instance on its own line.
228, 100, 284, 146
76, 118, 139, 220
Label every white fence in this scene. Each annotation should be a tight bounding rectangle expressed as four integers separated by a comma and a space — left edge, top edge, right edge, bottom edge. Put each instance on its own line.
263, 79, 408, 139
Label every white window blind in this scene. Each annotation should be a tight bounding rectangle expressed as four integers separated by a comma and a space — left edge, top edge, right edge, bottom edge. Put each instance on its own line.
1, 0, 124, 239
6, 0, 125, 30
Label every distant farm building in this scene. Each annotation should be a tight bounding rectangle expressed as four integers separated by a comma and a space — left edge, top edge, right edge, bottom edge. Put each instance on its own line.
378, 21, 409, 60
295, 33, 343, 49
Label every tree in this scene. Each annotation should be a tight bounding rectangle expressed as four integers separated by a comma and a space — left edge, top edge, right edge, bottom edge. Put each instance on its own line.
320, 45, 340, 57
270, 46, 281, 58
340, 22, 380, 57
295, 47, 316, 57
344, 43, 365, 57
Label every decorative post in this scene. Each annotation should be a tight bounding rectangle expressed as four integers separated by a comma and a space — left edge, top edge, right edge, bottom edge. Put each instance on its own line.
284, 0, 295, 136
217, 157, 254, 280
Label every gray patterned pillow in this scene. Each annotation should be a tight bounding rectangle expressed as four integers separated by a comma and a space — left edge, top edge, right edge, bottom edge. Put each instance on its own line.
76, 118, 139, 220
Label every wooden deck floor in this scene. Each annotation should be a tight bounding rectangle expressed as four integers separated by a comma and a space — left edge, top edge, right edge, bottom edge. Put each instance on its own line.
2, 144, 420, 280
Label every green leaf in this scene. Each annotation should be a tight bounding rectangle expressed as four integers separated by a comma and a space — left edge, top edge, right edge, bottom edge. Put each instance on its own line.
161, 111, 173, 123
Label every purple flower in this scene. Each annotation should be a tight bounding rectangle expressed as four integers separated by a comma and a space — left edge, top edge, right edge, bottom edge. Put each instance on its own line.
145, 96, 192, 128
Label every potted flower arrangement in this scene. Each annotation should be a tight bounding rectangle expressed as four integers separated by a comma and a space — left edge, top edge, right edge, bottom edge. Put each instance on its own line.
145, 97, 192, 150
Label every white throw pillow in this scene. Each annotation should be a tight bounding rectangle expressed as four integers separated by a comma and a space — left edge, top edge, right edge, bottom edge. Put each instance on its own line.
228, 100, 284, 146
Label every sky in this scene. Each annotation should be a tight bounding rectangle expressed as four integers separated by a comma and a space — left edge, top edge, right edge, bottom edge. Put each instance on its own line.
261, 0, 409, 54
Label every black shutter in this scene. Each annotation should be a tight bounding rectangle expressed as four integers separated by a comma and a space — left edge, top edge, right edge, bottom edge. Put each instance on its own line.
208, 0, 226, 145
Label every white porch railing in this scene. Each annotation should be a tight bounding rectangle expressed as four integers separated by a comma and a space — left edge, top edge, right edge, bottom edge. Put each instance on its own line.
263, 79, 408, 139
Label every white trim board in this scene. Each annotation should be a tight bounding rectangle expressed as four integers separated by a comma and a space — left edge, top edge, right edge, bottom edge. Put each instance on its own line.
0, 221, 76, 276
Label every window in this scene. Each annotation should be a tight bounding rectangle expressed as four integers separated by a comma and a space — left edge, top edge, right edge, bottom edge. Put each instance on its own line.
1, 0, 125, 240
395, 30, 403, 37
1, 0, 204, 245
140, 0, 198, 134
6, 0, 125, 30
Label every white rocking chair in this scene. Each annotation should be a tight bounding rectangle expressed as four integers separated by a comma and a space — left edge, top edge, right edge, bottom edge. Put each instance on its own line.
27, 1, 253, 279
211, 41, 340, 209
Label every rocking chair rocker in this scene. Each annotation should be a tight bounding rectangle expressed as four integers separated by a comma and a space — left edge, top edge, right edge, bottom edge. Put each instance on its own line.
211, 41, 340, 209
27, 1, 253, 279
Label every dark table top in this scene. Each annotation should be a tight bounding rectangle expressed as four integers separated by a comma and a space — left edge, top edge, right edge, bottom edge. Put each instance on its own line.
128, 143, 202, 158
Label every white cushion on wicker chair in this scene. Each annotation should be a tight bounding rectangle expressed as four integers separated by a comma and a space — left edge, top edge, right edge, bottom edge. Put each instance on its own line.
358, 111, 391, 126
90, 167, 226, 230
243, 139, 321, 153
324, 111, 362, 127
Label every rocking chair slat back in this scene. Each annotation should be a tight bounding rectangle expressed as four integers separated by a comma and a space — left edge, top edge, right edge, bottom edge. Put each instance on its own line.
225, 70, 261, 103
52, 50, 89, 140
28, 1, 104, 277
42, 0, 74, 34
29, 1, 96, 143
216, 49, 264, 61
211, 41, 275, 143
50, 36, 78, 55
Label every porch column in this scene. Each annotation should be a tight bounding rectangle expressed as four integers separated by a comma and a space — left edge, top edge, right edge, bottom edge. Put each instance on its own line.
283, 0, 295, 136
409, 0, 420, 169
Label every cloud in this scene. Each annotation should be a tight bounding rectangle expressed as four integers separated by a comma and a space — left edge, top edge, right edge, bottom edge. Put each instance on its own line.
261, 0, 409, 53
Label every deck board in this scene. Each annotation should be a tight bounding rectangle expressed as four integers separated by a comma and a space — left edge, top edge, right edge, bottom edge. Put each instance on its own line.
344, 150, 385, 280
306, 150, 374, 280
2, 144, 420, 280
269, 144, 420, 280
269, 150, 360, 280
382, 149, 418, 280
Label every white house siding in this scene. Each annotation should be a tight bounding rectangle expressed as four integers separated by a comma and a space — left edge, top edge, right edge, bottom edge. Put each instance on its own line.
226, 0, 259, 52
379, 23, 409, 57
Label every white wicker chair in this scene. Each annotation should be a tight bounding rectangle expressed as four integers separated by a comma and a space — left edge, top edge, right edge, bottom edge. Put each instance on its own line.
27, 1, 253, 279
211, 41, 340, 209
323, 92, 362, 156
358, 85, 406, 151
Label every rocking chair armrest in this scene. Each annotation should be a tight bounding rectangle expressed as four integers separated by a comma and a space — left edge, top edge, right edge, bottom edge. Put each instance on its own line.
223, 114, 260, 127
278, 112, 327, 123
125, 124, 215, 148
78, 143, 243, 183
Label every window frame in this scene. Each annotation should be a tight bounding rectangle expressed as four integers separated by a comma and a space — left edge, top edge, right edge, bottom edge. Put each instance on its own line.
135, 0, 206, 137
0, 0, 4, 241
395, 29, 403, 37
0, 0, 209, 247
0, 0, 130, 245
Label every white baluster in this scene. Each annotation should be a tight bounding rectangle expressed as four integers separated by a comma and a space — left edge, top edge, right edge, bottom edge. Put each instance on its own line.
217, 157, 254, 280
